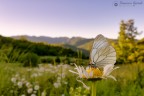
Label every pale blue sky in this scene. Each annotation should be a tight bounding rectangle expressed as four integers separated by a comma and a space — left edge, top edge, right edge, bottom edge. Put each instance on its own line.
0, 0, 144, 39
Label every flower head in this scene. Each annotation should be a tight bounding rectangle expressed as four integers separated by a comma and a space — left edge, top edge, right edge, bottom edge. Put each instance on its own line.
31, 94, 36, 96
70, 64, 118, 80
34, 85, 40, 90
53, 82, 61, 88
69, 63, 119, 89
17, 81, 23, 88
27, 88, 33, 94
11, 77, 17, 83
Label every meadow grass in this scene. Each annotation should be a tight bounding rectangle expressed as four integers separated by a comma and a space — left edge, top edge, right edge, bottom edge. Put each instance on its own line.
0, 63, 144, 96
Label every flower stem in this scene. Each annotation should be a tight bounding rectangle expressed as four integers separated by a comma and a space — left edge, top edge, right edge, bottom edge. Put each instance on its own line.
91, 81, 96, 96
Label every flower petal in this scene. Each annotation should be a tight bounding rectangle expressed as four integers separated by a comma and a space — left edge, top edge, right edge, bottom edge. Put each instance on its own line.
107, 75, 117, 81
89, 71, 93, 78
76, 77, 90, 90
74, 64, 83, 78
69, 70, 79, 75
82, 67, 89, 78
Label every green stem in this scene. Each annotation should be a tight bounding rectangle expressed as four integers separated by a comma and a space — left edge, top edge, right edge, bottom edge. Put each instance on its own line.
91, 81, 96, 96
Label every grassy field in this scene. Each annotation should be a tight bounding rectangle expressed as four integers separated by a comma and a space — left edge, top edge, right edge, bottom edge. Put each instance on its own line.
0, 63, 144, 96
40, 56, 89, 66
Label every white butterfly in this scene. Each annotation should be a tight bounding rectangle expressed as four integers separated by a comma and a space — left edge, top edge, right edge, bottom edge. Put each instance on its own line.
89, 34, 116, 68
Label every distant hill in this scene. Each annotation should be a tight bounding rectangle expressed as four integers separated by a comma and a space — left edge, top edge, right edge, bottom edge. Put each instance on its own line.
78, 40, 94, 51
11, 35, 117, 56
0, 35, 82, 58
12, 35, 69, 44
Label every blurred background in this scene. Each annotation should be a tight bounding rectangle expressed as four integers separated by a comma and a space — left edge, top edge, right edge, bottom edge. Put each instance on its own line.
0, 0, 144, 96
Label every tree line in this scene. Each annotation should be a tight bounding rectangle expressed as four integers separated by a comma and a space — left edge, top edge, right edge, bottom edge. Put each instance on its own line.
114, 19, 144, 64
0, 36, 87, 66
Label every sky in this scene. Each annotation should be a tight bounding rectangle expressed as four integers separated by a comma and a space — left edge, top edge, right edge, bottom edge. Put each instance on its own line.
0, 0, 144, 39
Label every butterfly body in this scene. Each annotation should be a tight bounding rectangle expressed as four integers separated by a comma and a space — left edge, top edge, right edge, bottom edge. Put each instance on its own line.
88, 63, 97, 68
89, 34, 116, 68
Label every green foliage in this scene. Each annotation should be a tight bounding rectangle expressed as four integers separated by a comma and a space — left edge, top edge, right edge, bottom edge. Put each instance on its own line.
62, 57, 71, 64
137, 38, 144, 45
55, 56, 61, 63
19, 52, 40, 67
0, 35, 89, 66
0, 35, 80, 58
0, 45, 13, 63
39, 56, 88, 65
118, 20, 127, 49
40, 57, 54, 64
115, 19, 143, 64
0, 51, 8, 63
69, 86, 89, 96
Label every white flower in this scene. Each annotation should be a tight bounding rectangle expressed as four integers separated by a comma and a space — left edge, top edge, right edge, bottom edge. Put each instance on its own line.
26, 82, 32, 88
34, 85, 40, 90
17, 82, 23, 88
69, 64, 119, 89
53, 82, 61, 88
15, 74, 19, 78
41, 91, 46, 96
31, 94, 36, 96
21, 94, 26, 96
63, 81, 68, 85
27, 88, 33, 94
31, 73, 38, 77
70, 64, 118, 80
11, 78, 17, 83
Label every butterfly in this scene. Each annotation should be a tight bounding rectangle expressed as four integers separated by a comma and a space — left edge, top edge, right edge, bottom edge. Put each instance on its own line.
89, 34, 116, 68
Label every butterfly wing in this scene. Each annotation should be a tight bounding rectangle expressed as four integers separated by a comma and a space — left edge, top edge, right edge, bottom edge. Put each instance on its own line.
90, 34, 116, 68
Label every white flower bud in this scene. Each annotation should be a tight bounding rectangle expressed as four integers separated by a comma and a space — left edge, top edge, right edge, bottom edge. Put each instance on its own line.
31, 94, 36, 96
11, 78, 17, 83
53, 82, 61, 88
34, 85, 40, 90
26, 82, 32, 88
27, 88, 33, 94
17, 82, 23, 88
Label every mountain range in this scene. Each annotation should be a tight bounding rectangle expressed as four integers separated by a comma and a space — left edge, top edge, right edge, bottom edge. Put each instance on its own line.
11, 35, 117, 56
